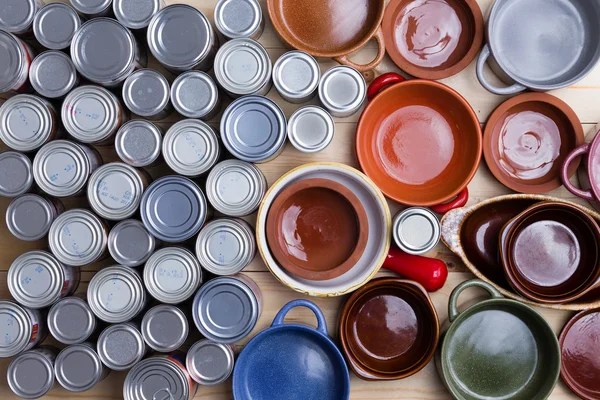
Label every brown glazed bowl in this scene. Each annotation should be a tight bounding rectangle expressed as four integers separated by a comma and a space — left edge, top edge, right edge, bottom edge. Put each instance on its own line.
266, 178, 369, 281
382, 0, 484, 79
338, 277, 439, 380
484, 93, 584, 194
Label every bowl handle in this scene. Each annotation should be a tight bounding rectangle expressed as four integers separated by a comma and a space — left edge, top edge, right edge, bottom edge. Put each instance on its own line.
383, 247, 448, 292
272, 299, 328, 336
334, 27, 386, 74
476, 45, 526, 95
562, 143, 594, 200
366, 72, 407, 101
430, 188, 469, 214
448, 280, 504, 323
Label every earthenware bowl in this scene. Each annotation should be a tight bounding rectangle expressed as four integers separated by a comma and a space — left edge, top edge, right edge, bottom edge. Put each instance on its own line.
484, 93, 584, 193
563, 128, 600, 204
436, 280, 561, 400
265, 178, 369, 281
339, 278, 439, 381
382, 0, 483, 79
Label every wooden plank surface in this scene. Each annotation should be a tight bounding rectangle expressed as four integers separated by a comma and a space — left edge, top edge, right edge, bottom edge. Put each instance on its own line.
1, 0, 599, 398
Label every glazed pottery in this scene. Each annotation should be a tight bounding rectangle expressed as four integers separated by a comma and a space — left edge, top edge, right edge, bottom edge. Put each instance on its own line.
265, 178, 369, 281
266, 0, 386, 72
484, 93, 584, 193
233, 299, 350, 400
339, 278, 439, 381
436, 280, 561, 400
356, 73, 481, 208
562, 129, 600, 204
383, 0, 484, 79
477, 0, 600, 95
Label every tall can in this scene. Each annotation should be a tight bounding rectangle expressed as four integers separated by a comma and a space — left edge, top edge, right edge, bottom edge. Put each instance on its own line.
171, 71, 221, 120
115, 120, 163, 168
122, 69, 172, 120
287, 106, 335, 153
6, 194, 63, 241
108, 219, 157, 268
113, 0, 165, 30
0, 0, 43, 37
187, 339, 235, 386
141, 305, 188, 353
393, 207, 441, 255
7, 346, 58, 399
0, 151, 34, 198
30, 51, 80, 99
0, 30, 35, 95
273, 51, 321, 104
0, 300, 47, 358
70, 0, 113, 18
47, 297, 97, 345
97, 323, 147, 371
33, 3, 82, 51
214, 0, 264, 41
54, 343, 109, 392
319, 65, 367, 118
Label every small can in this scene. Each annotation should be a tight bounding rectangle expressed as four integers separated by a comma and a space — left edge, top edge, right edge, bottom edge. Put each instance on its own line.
113, 0, 165, 30
195, 218, 256, 276
48, 209, 109, 267
206, 159, 267, 217
288, 106, 335, 153
70, 0, 113, 18
171, 71, 221, 120
97, 322, 147, 371
115, 120, 163, 168
0, 94, 59, 152
214, 0, 264, 41
33, 140, 102, 198
7, 346, 58, 399
123, 69, 172, 120
0, 300, 46, 358
143, 247, 203, 304
141, 175, 209, 243
186, 339, 235, 386
0, 30, 35, 95
141, 305, 188, 352
0, 151, 33, 198
273, 51, 320, 103
192, 275, 262, 344
108, 219, 157, 268
33, 3, 82, 51
163, 119, 221, 177
393, 207, 441, 255
6, 194, 63, 241
147, 4, 218, 73
0, 0, 43, 37
221, 95, 286, 163
30, 51, 79, 99
215, 38, 272, 98
47, 296, 97, 345
54, 343, 109, 392
319, 65, 366, 118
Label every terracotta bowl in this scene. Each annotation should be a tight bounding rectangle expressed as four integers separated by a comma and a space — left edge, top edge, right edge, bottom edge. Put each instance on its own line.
382, 0, 484, 79
484, 93, 584, 194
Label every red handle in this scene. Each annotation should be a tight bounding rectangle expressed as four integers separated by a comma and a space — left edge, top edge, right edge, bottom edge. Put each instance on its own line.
383, 247, 448, 292
561, 143, 594, 200
430, 188, 469, 215
367, 72, 406, 101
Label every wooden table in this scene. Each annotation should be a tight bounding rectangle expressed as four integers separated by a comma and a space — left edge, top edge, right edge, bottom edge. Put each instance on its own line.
1, 0, 598, 398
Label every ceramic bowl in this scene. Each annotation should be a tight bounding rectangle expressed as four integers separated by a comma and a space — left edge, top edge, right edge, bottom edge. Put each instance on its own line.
484, 93, 584, 194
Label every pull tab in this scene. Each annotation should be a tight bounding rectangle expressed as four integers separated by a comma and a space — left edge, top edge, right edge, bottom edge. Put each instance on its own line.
153, 388, 174, 400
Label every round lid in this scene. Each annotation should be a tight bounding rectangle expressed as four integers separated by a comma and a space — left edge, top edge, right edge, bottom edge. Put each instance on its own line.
55, 344, 104, 392
319, 66, 366, 115
0, 0, 38, 34
0, 94, 53, 152
0, 300, 34, 358
8, 349, 55, 398
114, 0, 163, 30
97, 323, 146, 371
8, 250, 64, 309
70, 0, 112, 15
273, 51, 320, 101
141, 305, 188, 352
33, 3, 81, 50
147, 4, 214, 70
122, 69, 170, 118
140, 175, 208, 242
6, 194, 55, 241
187, 339, 234, 385
192, 276, 259, 343
214, 0, 263, 39
108, 219, 156, 267
215, 38, 272, 95
30, 51, 78, 99
115, 120, 163, 168
124, 357, 190, 400
393, 207, 441, 255
171, 71, 219, 119
0, 151, 33, 198
221, 95, 286, 162
48, 297, 97, 345
288, 106, 334, 153
0, 30, 26, 93
163, 119, 220, 177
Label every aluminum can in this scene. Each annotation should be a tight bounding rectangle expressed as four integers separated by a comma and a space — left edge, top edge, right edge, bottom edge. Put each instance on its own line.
33, 3, 82, 50
0, 300, 46, 358
108, 219, 157, 268
113, 0, 165, 30
0, 30, 34, 94
171, 71, 220, 120
7, 346, 58, 399
115, 120, 163, 168
97, 322, 147, 371
141, 305, 188, 352
30, 51, 79, 99
0, 151, 34, 198
6, 194, 63, 241
288, 106, 335, 153
393, 207, 441, 255
54, 342, 109, 392
273, 51, 320, 103
214, 0, 264, 41
186, 339, 235, 386
0, 0, 43, 37
319, 65, 366, 118
122, 69, 172, 120
70, 0, 113, 18
47, 296, 97, 345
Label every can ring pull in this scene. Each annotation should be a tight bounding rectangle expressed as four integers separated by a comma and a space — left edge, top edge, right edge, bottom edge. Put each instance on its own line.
153, 388, 175, 400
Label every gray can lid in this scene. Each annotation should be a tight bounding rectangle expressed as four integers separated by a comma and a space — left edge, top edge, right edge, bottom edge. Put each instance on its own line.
0, 151, 33, 198
115, 120, 163, 168
288, 106, 334, 153
113, 0, 163, 30
124, 357, 189, 400
319, 65, 366, 116
171, 71, 218, 119
0, 300, 34, 358
0, 0, 38, 34
97, 323, 146, 371
273, 51, 320, 101
186, 339, 234, 386
6, 194, 55, 241
221, 95, 286, 162
8, 349, 55, 399
141, 305, 188, 352
123, 69, 170, 118
30, 51, 78, 99
214, 0, 262, 40
0, 94, 54, 152
215, 38, 271, 96
70, 0, 112, 15
48, 297, 97, 345
393, 207, 441, 255
55, 344, 104, 392
33, 3, 81, 50
0, 31, 26, 93
163, 119, 220, 177
108, 219, 156, 267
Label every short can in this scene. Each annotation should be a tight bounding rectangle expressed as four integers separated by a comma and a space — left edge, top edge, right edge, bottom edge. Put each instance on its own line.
7, 345, 58, 399
70, 0, 113, 18
30, 51, 79, 99
392, 207, 441, 255
33, 3, 82, 50
47, 296, 97, 345
108, 219, 157, 267
141, 304, 188, 352
288, 106, 335, 153
54, 342, 109, 392
6, 194, 63, 241
0, 151, 34, 198
97, 322, 147, 371
171, 71, 221, 120
122, 69, 172, 120
143, 247, 203, 304
113, 0, 165, 30
214, 0, 264, 41
115, 120, 163, 168
186, 339, 235, 386
0, 0, 43, 37
0, 30, 35, 94
319, 65, 366, 118
0, 300, 46, 358
273, 51, 320, 103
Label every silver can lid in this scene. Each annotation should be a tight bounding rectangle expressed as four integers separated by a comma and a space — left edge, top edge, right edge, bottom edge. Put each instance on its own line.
124, 357, 190, 400
319, 66, 366, 117
143, 247, 203, 304
195, 218, 255, 276
8, 349, 55, 399
206, 159, 266, 217
0, 30, 26, 93
141, 305, 188, 352
214, 0, 263, 40
215, 38, 271, 96
141, 175, 208, 243
115, 120, 162, 168
97, 323, 146, 371
30, 51, 79, 99
70, 0, 112, 16
0, 94, 54, 152
87, 265, 146, 323
393, 207, 441, 255
55, 344, 105, 392
122, 69, 170, 118
192, 276, 259, 344
171, 71, 219, 119
48, 297, 97, 345
163, 119, 220, 177
187, 339, 234, 386
7, 194, 56, 241
273, 51, 320, 102
0, 300, 35, 358
288, 106, 334, 153
147, 4, 215, 71
0, 151, 33, 198
221, 95, 286, 163
0, 0, 38, 34
109, 219, 157, 268
48, 209, 108, 267
33, 3, 81, 50
114, 0, 163, 30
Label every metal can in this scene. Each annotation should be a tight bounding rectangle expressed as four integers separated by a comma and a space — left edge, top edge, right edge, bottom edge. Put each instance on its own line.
171, 71, 220, 120
115, 120, 163, 168
141, 175, 209, 243
393, 207, 441, 255
192, 275, 262, 344
54, 343, 109, 392
48, 209, 109, 267
97, 323, 147, 371
30, 51, 79, 99
214, 0, 264, 41
143, 247, 203, 304
6, 194, 63, 241
0, 30, 34, 95
141, 305, 188, 353
288, 106, 335, 153
33, 3, 82, 51
0, 300, 46, 358
122, 69, 172, 120
147, 4, 218, 73
273, 51, 320, 103
195, 218, 256, 276
47, 296, 97, 345
221, 95, 286, 163
319, 65, 366, 118
113, 0, 165, 30
7, 346, 58, 399
186, 339, 235, 386
215, 38, 272, 98
108, 219, 157, 268
70, 0, 113, 18
33, 140, 102, 198
0, 0, 43, 37
0, 151, 33, 198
